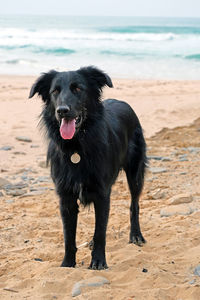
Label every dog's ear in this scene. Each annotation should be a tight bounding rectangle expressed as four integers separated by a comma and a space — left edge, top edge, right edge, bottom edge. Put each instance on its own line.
78, 66, 113, 90
29, 70, 57, 102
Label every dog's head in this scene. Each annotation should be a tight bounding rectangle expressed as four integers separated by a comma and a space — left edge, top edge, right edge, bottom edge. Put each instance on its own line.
29, 66, 113, 140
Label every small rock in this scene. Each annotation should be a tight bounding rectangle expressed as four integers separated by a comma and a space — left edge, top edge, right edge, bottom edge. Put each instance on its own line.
0, 178, 11, 188
187, 147, 200, 154
13, 151, 26, 155
38, 161, 47, 168
30, 145, 39, 148
148, 156, 172, 162
21, 176, 35, 182
179, 154, 188, 162
0, 146, 13, 151
5, 199, 14, 204
30, 187, 49, 192
168, 194, 193, 205
0, 191, 4, 197
34, 258, 43, 262
148, 156, 163, 161
16, 136, 32, 143
150, 188, 166, 200
6, 189, 27, 196
194, 265, 200, 277
179, 154, 188, 159
161, 157, 172, 162
19, 190, 45, 197
4, 182, 28, 190
72, 276, 110, 297
146, 176, 158, 182
37, 176, 50, 182
189, 279, 196, 285
149, 167, 167, 174
160, 204, 195, 217
142, 268, 148, 273
15, 168, 34, 174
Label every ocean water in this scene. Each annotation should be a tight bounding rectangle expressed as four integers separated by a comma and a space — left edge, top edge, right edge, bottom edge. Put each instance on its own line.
0, 15, 200, 79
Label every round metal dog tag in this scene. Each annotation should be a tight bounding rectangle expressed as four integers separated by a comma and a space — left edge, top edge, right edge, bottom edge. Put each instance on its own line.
71, 153, 81, 164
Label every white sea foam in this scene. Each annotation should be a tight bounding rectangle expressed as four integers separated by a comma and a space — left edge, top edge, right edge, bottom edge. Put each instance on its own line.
0, 16, 200, 78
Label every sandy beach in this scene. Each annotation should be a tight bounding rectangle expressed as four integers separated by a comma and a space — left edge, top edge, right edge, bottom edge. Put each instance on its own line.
0, 75, 200, 299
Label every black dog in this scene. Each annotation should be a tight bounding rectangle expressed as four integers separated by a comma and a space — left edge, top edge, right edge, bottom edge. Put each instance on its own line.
29, 66, 147, 270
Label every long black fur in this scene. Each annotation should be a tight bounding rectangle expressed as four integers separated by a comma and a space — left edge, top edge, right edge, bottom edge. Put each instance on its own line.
29, 66, 147, 269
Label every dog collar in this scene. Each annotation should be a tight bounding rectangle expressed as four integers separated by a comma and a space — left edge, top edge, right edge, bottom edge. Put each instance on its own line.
71, 152, 81, 164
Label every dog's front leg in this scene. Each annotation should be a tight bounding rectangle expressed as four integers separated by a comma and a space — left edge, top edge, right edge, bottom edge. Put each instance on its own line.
89, 194, 110, 270
59, 194, 78, 267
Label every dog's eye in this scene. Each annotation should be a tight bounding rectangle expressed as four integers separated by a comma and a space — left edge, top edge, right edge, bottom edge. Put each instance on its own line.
51, 87, 60, 96
52, 90, 58, 95
70, 83, 81, 94
76, 87, 81, 93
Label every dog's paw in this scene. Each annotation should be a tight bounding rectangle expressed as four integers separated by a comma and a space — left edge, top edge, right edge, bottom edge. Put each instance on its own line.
60, 259, 76, 268
89, 258, 108, 270
129, 233, 146, 246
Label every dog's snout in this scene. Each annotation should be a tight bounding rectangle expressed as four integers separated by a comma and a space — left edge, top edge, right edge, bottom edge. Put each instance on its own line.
56, 105, 70, 117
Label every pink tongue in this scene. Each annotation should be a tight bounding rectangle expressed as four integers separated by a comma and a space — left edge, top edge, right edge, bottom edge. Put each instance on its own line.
60, 119, 76, 139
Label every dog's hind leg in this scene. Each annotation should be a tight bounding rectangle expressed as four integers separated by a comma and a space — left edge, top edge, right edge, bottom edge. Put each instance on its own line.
59, 193, 79, 267
124, 127, 146, 246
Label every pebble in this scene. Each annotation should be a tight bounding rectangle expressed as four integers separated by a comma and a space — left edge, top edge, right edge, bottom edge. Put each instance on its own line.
0, 178, 11, 189
5, 199, 14, 204
16, 136, 32, 143
37, 176, 51, 182
148, 156, 163, 161
189, 279, 196, 285
34, 258, 43, 262
6, 189, 27, 196
21, 176, 35, 182
0, 146, 13, 151
150, 188, 166, 200
160, 204, 195, 217
38, 161, 47, 168
161, 157, 172, 161
4, 182, 28, 190
179, 154, 188, 162
194, 265, 200, 277
179, 154, 188, 158
30, 187, 49, 192
146, 176, 158, 182
148, 156, 172, 162
15, 168, 36, 175
13, 151, 26, 155
19, 190, 45, 197
72, 276, 110, 297
149, 167, 167, 174
187, 147, 200, 154
0, 191, 4, 197
30, 145, 39, 148
142, 268, 148, 273
168, 194, 193, 205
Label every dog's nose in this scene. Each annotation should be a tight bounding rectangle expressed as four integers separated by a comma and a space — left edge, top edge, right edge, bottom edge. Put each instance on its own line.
56, 105, 70, 118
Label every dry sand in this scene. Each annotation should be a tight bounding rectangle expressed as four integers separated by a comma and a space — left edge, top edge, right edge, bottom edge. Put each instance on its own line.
0, 76, 200, 299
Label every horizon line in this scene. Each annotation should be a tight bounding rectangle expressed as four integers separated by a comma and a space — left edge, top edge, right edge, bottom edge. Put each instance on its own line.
1, 13, 200, 19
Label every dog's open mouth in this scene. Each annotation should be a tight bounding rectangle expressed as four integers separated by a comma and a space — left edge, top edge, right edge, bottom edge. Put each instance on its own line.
59, 115, 82, 140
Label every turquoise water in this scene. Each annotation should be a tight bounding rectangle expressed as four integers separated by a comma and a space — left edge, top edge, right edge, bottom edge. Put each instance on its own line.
0, 15, 200, 78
